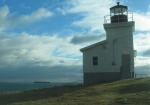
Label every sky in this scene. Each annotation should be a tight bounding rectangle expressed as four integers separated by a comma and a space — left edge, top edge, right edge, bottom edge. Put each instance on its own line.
0, 0, 150, 83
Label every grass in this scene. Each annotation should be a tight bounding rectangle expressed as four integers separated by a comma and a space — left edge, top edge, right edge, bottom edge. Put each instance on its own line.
0, 78, 150, 105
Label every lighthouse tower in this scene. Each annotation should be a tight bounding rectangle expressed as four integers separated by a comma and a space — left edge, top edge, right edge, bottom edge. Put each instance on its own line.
80, 2, 135, 84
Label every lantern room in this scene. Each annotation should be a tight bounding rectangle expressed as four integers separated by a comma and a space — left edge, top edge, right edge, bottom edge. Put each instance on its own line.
110, 2, 128, 23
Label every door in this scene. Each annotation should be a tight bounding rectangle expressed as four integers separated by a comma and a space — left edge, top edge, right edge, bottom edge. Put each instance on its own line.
120, 54, 131, 79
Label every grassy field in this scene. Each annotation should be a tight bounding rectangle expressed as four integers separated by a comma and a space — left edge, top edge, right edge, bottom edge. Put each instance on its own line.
0, 78, 150, 105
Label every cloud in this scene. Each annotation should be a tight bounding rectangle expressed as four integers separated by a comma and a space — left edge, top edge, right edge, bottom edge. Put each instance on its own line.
64, 0, 150, 33
0, 5, 53, 31
0, 5, 9, 18
18, 8, 53, 24
0, 33, 82, 67
56, 7, 66, 15
134, 12, 150, 32
70, 34, 106, 44
133, 32, 150, 76
65, 0, 116, 33
134, 32, 150, 54
143, 49, 150, 57
0, 33, 83, 82
134, 56, 150, 67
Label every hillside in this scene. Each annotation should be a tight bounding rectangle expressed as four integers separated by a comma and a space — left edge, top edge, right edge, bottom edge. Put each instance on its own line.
0, 78, 150, 105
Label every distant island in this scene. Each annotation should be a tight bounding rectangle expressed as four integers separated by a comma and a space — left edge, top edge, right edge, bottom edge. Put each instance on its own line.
33, 81, 50, 83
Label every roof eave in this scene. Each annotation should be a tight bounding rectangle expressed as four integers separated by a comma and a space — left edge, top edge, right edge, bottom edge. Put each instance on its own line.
80, 40, 107, 52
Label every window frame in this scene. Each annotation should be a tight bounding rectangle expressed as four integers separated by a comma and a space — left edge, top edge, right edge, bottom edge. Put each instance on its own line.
93, 56, 98, 65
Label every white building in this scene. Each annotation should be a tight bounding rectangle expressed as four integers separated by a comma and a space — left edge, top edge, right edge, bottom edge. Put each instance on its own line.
80, 3, 135, 84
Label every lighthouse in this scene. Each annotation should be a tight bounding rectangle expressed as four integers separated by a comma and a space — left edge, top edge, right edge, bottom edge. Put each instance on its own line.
80, 2, 135, 84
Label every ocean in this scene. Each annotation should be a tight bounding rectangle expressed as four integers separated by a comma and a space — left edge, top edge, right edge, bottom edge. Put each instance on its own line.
0, 82, 71, 92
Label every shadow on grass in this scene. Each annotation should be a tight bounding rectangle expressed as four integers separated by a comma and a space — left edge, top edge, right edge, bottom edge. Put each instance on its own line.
0, 84, 86, 105
119, 78, 150, 94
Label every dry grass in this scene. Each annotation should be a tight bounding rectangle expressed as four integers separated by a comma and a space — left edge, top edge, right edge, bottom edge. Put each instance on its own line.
0, 78, 150, 105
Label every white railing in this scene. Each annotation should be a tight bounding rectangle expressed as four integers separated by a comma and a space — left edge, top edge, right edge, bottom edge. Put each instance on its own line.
104, 13, 133, 24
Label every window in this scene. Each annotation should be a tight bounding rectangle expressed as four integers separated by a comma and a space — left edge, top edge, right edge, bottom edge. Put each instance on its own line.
93, 56, 98, 65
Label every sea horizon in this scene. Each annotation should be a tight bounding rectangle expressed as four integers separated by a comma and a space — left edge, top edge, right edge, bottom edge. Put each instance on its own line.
0, 82, 81, 92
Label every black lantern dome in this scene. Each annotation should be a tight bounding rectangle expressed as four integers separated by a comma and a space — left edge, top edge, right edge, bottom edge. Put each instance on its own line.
110, 2, 128, 23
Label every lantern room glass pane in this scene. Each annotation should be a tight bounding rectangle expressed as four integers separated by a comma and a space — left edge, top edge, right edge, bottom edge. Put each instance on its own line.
110, 8, 127, 16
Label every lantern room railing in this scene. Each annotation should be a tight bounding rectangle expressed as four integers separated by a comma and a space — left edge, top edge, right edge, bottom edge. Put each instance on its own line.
104, 13, 133, 23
